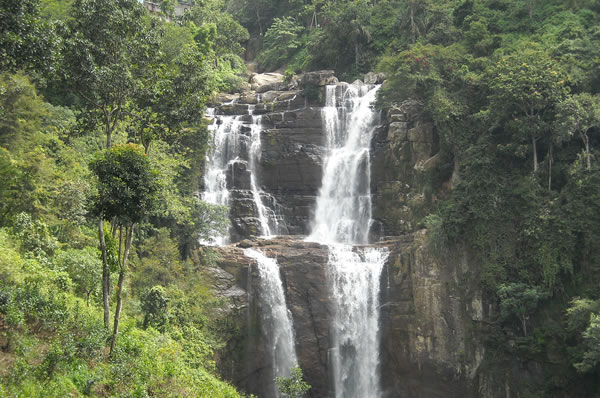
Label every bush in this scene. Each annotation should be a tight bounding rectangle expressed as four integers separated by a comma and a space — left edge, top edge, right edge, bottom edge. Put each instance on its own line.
275, 366, 310, 398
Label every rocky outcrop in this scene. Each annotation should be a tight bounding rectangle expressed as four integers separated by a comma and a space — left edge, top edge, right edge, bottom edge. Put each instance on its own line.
364, 71, 386, 84
298, 70, 338, 87
371, 99, 441, 236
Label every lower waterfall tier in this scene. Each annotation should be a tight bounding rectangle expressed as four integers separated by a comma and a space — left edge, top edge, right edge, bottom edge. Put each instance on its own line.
203, 235, 488, 398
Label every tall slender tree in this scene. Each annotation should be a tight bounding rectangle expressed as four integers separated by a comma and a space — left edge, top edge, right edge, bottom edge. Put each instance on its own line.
90, 144, 159, 354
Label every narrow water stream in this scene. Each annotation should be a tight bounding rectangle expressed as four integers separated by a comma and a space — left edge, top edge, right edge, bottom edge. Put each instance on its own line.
244, 248, 298, 397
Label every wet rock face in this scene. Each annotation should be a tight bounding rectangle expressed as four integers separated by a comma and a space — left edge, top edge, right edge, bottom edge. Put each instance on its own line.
209, 79, 333, 240
209, 238, 331, 398
206, 235, 487, 398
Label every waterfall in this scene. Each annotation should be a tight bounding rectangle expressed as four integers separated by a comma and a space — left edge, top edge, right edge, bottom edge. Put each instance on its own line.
207, 82, 389, 397
202, 114, 240, 245
309, 84, 380, 245
245, 248, 298, 397
309, 83, 389, 398
203, 105, 282, 244
248, 112, 279, 238
328, 245, 386, 398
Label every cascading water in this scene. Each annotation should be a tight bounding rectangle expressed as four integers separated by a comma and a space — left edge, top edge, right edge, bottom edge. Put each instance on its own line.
248, 111, 279, 238
308, 83, 389, 398
328, 245, 386, 398
310, 84, 380, 244
244, 248, 298, 397
202, 114, 241, 245
203, 105, 282, 243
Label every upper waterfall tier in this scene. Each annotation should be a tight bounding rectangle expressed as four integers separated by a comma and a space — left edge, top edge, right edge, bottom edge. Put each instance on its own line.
202, 72, 416, 244
203, 106, 291, 244
308, 84, 381, 245
202, 72, 340, 243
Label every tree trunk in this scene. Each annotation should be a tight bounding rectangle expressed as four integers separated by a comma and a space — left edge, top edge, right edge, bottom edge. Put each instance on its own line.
98, 219, 110, 329
532, 136, 538, 172
111, 217, 118, 237
256, 5, 263, 36
355, 42, 359, 72
450, 154, 461, 187
109, 269, 125, 356
118, 226, 123, 266
548, 143, 553, 192
584, 133, 591, 170
410, 7, 416, 44
528, 0, 535, 19
105, 120, 112, 148
109, 224, 134, 357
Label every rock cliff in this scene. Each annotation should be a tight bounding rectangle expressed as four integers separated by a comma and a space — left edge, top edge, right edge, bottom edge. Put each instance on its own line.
202, 234, 491, 398
203, 73, 507, 397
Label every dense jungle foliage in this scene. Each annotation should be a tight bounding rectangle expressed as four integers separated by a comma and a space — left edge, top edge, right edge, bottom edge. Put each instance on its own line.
0, 0, 243, 395
1, 0, 600, 396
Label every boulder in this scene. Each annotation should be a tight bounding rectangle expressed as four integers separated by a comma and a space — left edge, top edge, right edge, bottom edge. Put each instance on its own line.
213, 93, 239, 105
219, 103, 251, 116
250, 72, 286, 93
363, 71, 386, 84
238, 92, 259, 104
238, 239, 254, 248
300, 70, 338, 87
259, 90, 285, 103
250, 72, 284, 86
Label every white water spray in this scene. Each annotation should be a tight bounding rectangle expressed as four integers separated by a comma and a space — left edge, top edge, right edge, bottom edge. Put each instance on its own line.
203, 105, 283, 243
308, 83, 388, 398
309, 84, 380, 245
244, 248, 298, 396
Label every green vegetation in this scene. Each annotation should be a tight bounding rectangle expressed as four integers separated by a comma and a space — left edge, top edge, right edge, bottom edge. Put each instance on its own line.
371, 0, 600, 395
3, 0, 600, 395
0, 0, 242, 396
257, 17, 303, 72
275, 366, 311, 398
